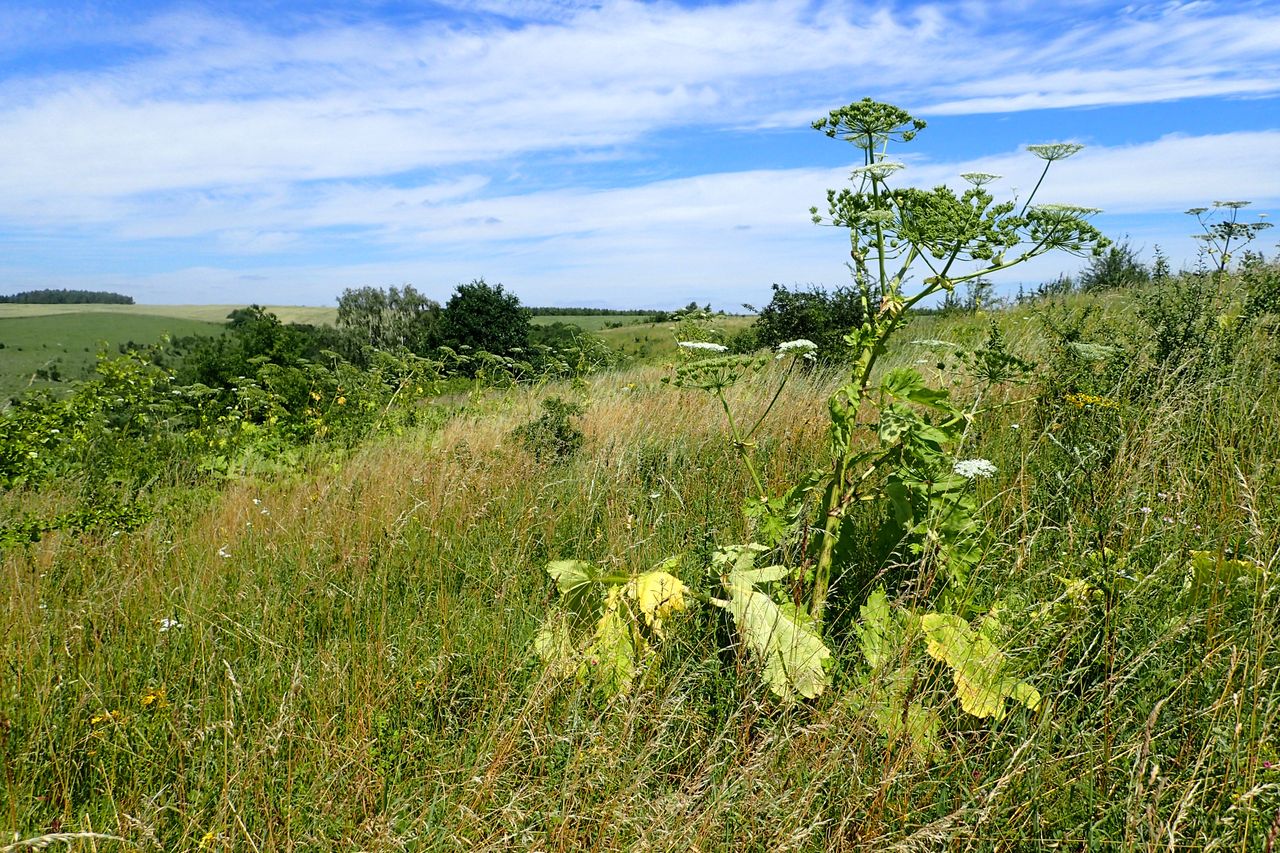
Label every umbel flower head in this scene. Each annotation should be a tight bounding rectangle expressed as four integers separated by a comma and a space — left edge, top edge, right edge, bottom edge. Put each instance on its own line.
953, 458, 998, 479
678, 341, 728, 353
1027, 142, 1084, 161
851, 161, 905, 181
961, 172, 1000, 187
776, 339, 818, 361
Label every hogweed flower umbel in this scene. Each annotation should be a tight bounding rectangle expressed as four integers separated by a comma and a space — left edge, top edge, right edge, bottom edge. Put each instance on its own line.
953, 458, 998, 479
678, 341, 728, 353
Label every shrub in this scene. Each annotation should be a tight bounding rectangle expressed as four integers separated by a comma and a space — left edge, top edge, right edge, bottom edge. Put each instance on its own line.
514, 396, 585, 462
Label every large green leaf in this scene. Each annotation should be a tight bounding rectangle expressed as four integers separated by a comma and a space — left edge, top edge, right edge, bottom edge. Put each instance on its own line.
546, 559, 600, 623
920, 613, 1040, 721
578, 587, 641, 696
857, 587, 894, 669
714, 551, 830, 700
881, 366, 953, 410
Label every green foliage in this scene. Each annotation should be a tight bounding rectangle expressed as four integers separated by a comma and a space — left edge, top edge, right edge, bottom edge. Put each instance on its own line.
745, 283, 867, 360
0, 288, 133, 304
514, 396, 586, 462
438, 279, 531, 362
336, 284, 440, 354
1078, 240, 1150, 292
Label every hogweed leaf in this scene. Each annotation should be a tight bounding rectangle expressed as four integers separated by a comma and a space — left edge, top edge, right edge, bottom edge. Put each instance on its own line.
629, 570, 688, 638
578, 587, 642, 696
857, 586, 896, 670
546, 559, 601, 623
920, 612, 1040, 720
719, 583, 831, 701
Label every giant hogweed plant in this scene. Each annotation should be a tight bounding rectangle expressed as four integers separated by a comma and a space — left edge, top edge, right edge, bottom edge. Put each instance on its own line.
535, 99, 1109, 724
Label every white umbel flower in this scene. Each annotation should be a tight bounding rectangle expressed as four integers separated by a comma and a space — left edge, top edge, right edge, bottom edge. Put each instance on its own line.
159, 618, 184, 633
678, 341, 728, 352
953, 458, 998, 479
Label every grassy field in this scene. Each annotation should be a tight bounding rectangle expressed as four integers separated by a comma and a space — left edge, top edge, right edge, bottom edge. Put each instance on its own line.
0, 313, 224, 398
597, 314, 756, 360
0, 304, 338, 325
3, 283, 1279, 850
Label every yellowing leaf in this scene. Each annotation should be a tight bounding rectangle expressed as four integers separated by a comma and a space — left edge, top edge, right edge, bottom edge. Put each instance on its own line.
1185, 550, 1261, 602
532, 612, 576, 678
629, 570, 688, 637
578, 587, 642, 696
921, 612, 1040, 721
720, 583, 830, 701
857, 586, 895, 669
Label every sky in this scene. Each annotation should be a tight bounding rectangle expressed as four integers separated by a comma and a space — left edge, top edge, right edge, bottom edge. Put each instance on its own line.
0, 0, 1277, 309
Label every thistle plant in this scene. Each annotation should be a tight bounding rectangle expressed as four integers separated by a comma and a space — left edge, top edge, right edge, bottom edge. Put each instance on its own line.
535, 98, 1109, 711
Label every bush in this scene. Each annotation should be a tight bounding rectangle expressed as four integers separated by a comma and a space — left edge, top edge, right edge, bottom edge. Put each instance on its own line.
438, 279, 531, 361
514, 396, 585, 462
746, 283, 867, 360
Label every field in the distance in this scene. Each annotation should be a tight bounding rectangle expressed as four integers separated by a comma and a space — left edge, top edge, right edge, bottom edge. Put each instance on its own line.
0, 303, 338, 325
0, 312, 224, 398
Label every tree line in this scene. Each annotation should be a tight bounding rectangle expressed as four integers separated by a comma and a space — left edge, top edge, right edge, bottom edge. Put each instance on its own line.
0, 289, 134, 304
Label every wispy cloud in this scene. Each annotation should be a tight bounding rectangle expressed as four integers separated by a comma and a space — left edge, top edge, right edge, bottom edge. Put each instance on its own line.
0, 0, 1276, 304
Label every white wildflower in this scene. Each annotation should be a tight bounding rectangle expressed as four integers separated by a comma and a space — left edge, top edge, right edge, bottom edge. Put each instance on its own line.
851, 161, 905, 180
953, 458, 998, 479
159, 618, 183, 633
1139, 506, 1153, 515
678, 341, 728, 352
217, 546, 231, 559
1027, 142, 1084, 161
775, 339, 818, 361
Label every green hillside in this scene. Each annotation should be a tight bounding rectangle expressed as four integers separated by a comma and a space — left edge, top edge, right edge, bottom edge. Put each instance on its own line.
0, 312, 223, 398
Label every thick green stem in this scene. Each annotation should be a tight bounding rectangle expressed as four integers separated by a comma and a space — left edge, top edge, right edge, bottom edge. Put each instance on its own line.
717, 390, 767, 501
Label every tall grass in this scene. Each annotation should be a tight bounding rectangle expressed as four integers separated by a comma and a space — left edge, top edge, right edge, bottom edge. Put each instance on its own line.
3, 290, 1278, 850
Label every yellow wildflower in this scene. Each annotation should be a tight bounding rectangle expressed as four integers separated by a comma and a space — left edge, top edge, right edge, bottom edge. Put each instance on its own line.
1064, 392, 1119, 410
140, 686, 168, 709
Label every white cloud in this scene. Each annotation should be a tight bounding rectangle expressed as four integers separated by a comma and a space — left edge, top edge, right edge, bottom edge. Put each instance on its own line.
0, 0, 1276, 304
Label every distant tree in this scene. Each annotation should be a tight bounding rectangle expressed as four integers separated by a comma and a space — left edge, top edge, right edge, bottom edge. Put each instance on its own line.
0, 288, 133, 304
1079, 240, 1150, 292
746, 283, 867, 361
437, 279, 530, 358
336, 285, 439, 354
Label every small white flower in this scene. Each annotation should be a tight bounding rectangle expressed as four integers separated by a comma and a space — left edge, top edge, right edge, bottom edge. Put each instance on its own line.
217, 546, 231, 559
1157, 491, 1169, 500
677, 341, 728, 352
953, 459, 998, 479
252, 498, 261, 505
1010, 423, 1020, 430
159, 618, 183, 633
1139, 506, 1153, 515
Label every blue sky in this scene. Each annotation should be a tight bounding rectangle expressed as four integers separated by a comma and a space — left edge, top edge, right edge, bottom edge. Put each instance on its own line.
0, 0, 1276, 308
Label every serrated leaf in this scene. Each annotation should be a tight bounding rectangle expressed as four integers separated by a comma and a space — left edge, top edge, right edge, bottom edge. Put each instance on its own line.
578, 587, 641, 696
718, 583, 831, 701
882, 366, 953, 409
630, 570, 688, 638
921, 612, 1040, 721
857, 586, 896, 669
546, 559, 600, 623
